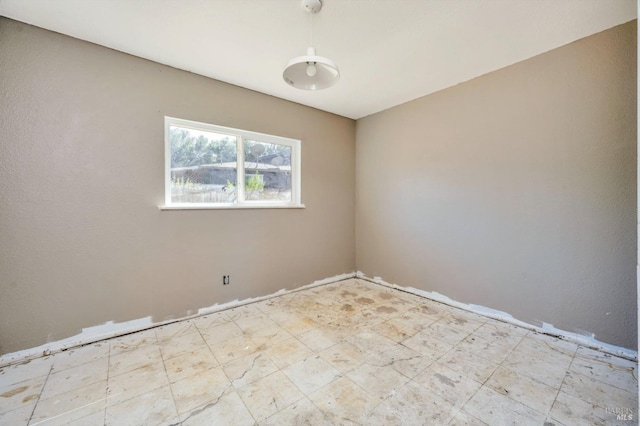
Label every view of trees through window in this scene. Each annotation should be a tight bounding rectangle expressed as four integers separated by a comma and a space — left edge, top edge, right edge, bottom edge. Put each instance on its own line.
169, 126, 292, 204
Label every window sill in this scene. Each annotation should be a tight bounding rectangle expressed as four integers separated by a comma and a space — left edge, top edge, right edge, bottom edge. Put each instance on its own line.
159, 203, 306, 211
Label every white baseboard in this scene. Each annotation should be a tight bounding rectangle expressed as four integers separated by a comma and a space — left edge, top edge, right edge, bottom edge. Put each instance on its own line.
0, 272, 357, 367
4, 269, 633, 367
356, 271, 637, 361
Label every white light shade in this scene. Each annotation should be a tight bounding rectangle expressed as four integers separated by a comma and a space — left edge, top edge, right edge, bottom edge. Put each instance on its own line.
283, 47, 339, 90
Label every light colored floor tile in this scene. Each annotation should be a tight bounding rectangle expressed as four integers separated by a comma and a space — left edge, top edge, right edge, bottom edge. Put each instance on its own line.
106, 362, 169, 406
192, 312, 232, 330
463, 386, 547, 426
233, 312, 277, 335
252, 297, 286, 312
517, 333, 578, 360
413, 362, 481, 409
569, 354, 638, 393
296, 328, 340, 353
40, 357, 108, 400
51, 342, 110, 372
109, 328, 158, 355
0, 403, 35, 425
316, 310, 371, 333
259, 397, 331, 426
200, 321, 244, 346
282, 355, 341, 395
158, 331, 207, 361
307, 306, 347, 329
382, 380, 459, 425
317, 342, 362, 374
108, 344, 162, 378
560, 370, 637, 412
372, 317, 425, 343
392, 308, 442, 331
369, 302, 402, 318
449, 409, 490, 425
308, 375, 378, 424
346, 362, 410, 401
256, 304, 301, 325
226, 304, 263, 320
374, 343, 433, 379
372, 287, 416, 307
154, 320, 199, 341
170, 366, 232, 415
287, 296, 327, 317
337, 307, 382, 327
224, 352, 278, 388
472, 322, 527, 348
57, 409, 106, 426
344, 331, 398, 360
501, 350, 569, 389
543, 417, 567, 426
403, 302, 449, 321
181, 390, 255, 426
402, 329, 454, 360
455, 334, 517, 364
163, 347, 218, 384
210, 335, 260, 366
484, 365, 557, 415
437, 346, 500, 384
363, 399, 407, 426
237, 371, 304, 422
263, 337, 313, 369
439, 313, 486, 335
2, 279, 636, 426
420, 321, 472, 346
105, 385, 178, 426
246, 324, 292, 348
29, 380, 106, 426
0, 357, 53, 388
0, 375, 45, 414
276, 316, 319, 336
549, 390, 607, 426
574, 346, 636, 368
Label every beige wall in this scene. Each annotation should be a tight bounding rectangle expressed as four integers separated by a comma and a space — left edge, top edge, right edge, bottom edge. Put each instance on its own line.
1, 17, 636, 355
0, 18, 355, 354
356, 21, 637, 349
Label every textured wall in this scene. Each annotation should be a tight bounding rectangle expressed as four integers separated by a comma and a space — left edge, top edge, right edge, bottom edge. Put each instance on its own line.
0, 18, 355, 354
356, 22, 637, 349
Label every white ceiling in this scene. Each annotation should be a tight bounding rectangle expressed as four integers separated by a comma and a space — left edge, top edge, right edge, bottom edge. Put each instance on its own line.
0, 0, 636, 119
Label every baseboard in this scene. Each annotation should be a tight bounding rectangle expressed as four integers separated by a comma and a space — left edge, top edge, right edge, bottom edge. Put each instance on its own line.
356, 271, 637, 362
4, 269, 633, 367
0, 271, 357, 368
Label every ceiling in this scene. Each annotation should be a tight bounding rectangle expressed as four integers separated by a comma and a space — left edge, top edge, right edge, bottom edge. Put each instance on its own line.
0, 0, 636, 120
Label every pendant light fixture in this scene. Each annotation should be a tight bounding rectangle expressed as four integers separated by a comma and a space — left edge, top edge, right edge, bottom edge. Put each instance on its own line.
283, 0, 340, 90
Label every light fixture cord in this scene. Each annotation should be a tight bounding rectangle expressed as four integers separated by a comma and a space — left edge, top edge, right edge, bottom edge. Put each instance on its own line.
309, 10, 313, 47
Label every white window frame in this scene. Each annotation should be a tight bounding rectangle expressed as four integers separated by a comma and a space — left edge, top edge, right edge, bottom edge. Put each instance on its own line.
160, 116, 303, 210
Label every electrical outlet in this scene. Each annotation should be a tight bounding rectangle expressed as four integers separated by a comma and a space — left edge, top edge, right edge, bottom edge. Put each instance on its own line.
223, 275, 230, 285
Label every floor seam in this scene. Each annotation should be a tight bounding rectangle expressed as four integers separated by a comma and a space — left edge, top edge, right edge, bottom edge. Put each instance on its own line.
157, 329, 182, 425
25, 363, 53, 426
546, 345, 579, 421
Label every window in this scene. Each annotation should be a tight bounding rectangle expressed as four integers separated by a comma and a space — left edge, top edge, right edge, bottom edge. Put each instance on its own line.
162, 117, 303, 209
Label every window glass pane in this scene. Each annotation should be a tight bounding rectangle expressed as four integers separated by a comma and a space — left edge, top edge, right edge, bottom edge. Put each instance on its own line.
244, 140, 292, 202
169, 126, 237, 203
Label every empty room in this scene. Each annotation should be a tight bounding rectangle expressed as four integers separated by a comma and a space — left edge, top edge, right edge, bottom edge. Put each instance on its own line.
0, 1, 637, 425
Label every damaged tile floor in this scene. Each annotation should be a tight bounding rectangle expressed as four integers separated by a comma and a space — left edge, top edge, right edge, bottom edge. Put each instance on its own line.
0, 279, 637, 425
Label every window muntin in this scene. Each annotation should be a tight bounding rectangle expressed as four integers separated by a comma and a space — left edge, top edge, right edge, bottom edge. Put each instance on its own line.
164, 117, 301, 208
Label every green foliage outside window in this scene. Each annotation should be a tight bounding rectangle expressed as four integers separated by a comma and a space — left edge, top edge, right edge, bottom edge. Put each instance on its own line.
246, 172, 265, 192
